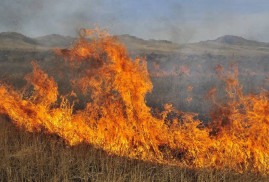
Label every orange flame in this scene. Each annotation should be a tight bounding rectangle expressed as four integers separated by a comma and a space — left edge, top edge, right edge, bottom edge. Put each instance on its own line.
0, 28, 269, 174
151, 63, 190, 77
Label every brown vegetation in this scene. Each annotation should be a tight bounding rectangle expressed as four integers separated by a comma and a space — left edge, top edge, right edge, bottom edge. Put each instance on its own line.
1, 116, 268, 182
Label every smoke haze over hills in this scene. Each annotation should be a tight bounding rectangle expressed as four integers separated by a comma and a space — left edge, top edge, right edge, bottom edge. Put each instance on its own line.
1, 0, 269, 43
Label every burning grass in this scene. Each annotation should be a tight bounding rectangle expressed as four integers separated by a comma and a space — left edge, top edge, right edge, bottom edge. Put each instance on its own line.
0, 27, 269, 177
0, 116, 268, 182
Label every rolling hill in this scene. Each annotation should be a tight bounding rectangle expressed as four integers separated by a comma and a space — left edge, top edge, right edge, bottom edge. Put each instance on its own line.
1, 32, 269, 57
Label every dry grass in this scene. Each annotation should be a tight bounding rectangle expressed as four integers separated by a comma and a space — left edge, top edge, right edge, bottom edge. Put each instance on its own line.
0, 116, 268, 182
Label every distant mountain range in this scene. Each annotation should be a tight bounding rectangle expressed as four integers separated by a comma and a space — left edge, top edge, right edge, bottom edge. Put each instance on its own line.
1, 32, 269, 57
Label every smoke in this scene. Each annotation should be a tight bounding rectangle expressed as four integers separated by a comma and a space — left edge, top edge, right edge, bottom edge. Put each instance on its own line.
0, 0, 122, 37
0, 0, 269, 43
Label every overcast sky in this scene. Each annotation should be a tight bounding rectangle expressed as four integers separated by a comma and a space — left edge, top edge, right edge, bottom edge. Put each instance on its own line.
1, 0, 269, 43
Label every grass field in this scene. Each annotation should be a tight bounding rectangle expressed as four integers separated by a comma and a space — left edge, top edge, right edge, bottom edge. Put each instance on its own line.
1, 32, 269, 181
0, 116, 268, 182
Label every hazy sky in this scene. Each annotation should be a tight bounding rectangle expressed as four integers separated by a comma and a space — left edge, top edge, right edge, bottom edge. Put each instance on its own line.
1, 0, 269, 43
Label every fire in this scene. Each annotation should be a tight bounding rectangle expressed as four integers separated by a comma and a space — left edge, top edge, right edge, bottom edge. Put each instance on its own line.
151, 63, 190, 77
0, 28, 269, 174
187, 86, 193, 92
187, 97, 192, 103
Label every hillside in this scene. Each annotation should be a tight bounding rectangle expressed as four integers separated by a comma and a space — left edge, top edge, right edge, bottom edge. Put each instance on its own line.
118, 34, 179, 54
1, 32, 269, 57
35, 34, 75, 47
0, 32, 39, 50
211, 35, 269, 47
